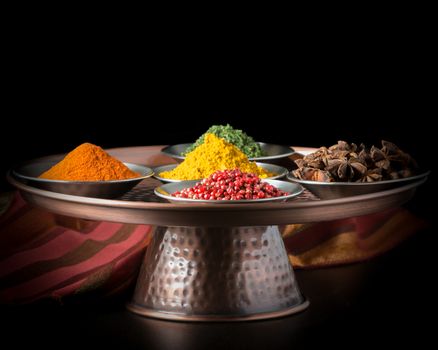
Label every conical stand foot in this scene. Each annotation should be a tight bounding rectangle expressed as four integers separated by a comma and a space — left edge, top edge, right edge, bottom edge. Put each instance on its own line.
128, 225, 308, 321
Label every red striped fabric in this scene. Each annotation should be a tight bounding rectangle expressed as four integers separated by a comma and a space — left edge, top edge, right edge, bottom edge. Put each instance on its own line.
0, 192, 426, 304
0, 194, 152, 304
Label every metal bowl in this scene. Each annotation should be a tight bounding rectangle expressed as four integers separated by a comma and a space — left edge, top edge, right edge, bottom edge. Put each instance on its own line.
161, 143, 295, 162
12, 161, 154, 199
154, 179, 304, 204
153, 162, 289, 183
287, 171, 430, 199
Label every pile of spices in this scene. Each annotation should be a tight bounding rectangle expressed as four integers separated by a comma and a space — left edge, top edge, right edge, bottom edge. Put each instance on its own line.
183, 124, 264, 158
39, 143, 140, 181
160, 133, 273, 180
172, 169, 288, 200
292, 140, 418, 183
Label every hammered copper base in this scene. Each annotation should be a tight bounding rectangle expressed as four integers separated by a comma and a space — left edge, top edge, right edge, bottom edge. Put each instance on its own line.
127, 299, 309, 322
129, 225, 308, 321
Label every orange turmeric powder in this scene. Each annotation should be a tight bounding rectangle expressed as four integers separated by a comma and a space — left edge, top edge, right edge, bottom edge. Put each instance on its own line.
39, 143, 139, 181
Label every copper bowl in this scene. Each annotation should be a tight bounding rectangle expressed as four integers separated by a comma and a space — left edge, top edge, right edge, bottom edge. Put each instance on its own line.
162, 143, 295, 163
12, 161, 154, 199
154, 179, 303, 204
287, 171, 430, 199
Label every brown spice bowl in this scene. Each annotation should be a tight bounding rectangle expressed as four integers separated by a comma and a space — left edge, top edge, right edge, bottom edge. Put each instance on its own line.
11, 161, 154, 199
286, 171, 430, 199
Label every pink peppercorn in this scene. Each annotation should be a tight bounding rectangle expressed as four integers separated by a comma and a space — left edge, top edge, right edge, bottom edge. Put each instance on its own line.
171, 169, 288, 201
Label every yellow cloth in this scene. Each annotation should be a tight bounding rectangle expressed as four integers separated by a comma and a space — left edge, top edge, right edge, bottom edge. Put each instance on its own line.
282, 208, 427, 269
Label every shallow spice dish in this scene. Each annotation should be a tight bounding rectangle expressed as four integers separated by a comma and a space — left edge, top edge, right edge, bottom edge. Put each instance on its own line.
12, 161, 154, 199
287, 171, 430, 199
155, 179, 304, 204
153, 162, 289, 183
162, 143, 296, 163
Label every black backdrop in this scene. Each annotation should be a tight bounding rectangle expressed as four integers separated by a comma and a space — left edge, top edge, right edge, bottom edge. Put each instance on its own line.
1, 80, 433, 191
2, 14, 434, 194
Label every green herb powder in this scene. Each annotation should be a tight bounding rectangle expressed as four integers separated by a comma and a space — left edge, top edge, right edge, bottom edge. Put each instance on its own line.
184, 124, 264, 158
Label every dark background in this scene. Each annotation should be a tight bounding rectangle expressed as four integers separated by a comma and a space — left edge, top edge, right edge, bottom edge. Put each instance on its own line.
2, 13, 434, 192
1, 71, 434, 190
2, 20, 434, 191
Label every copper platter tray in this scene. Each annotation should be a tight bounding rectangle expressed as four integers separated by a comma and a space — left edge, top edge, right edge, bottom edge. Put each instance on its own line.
7, 146, 428, 322
8, 173, 425, 226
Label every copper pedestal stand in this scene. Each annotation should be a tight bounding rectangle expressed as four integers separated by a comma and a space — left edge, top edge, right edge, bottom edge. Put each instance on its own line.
127, 225, 308, 321
8, 145, 427, 322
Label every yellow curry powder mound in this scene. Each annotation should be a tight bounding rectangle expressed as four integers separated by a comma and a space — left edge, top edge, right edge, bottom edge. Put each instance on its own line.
39, 143, 140, 181
159, 133, 273, 180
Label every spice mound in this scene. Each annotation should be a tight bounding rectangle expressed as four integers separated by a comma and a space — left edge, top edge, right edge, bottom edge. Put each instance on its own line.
292, 140, 418, 183
172, 169, 288, 200
160, 133, 273, 180
39, 143, 140, 181
183, 124, 264, 158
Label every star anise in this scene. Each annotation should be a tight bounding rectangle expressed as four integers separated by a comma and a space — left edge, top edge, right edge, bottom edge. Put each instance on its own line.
293, 140, 418, 183
329, 140, 358, 153
294, 158, 307, 169
381, 140, 402, 158
292, 167, 334, 182
326, 157, 367, 181
381, 140, 418, 169
357, 145, 374, 168
307, 158, 325, 170
357, 168, 383, 182
370, 145, 391, 170
329, 141, 360, 160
